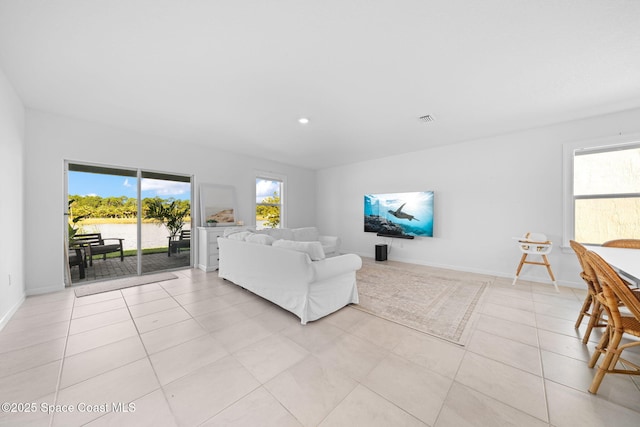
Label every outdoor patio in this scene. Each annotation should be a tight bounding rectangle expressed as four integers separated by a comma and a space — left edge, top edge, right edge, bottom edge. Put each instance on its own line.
69, 250, 192, 283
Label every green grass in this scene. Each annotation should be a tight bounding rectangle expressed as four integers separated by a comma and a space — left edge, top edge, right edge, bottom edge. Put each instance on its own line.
95, 247, 176, 259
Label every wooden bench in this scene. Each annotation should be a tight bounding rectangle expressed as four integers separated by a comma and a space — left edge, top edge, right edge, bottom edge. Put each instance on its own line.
168, 229, 190, 257
73, 233, 124, 266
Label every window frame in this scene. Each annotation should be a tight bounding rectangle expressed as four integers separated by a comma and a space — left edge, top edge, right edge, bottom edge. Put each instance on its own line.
562, 134, 640, 248
255, 172, 286, 229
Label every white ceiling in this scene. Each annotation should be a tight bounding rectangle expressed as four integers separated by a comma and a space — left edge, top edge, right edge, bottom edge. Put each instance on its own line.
1, 1, 640, 169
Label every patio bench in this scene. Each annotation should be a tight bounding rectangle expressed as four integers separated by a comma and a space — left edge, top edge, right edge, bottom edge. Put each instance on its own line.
168, 229, 190, 256
73, 233, 124, 266
68, 247, 85, 279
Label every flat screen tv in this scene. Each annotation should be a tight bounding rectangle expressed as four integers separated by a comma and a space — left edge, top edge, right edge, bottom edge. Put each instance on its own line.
364, 191, 434, 238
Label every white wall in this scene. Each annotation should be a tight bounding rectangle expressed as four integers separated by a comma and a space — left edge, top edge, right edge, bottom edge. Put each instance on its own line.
20, 105, 640, 296
25, 110, 316, 294
0, 67, 26, 329
317, 107, 640, 288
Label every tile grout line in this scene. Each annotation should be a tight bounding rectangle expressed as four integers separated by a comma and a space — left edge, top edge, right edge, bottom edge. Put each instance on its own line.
316, 310, 434, 426
154, 273, 303, 424
533, 284, 553, 426
152, 274, 275, 425
49, 292, 77, 427
149, 277, 214, 426
432, 277, 493, 426
89, 286, 181, 426
57, 287, 176, 425
448, 279, 553, 425
80, 285, 181, 425
260, 382, 309, 427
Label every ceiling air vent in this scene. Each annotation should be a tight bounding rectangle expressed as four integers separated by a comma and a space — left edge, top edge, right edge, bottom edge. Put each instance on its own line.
419, 115, 435, 123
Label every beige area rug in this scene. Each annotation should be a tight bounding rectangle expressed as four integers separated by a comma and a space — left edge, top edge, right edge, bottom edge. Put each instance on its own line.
354, 260, 491, 345
74, 272, 179, 297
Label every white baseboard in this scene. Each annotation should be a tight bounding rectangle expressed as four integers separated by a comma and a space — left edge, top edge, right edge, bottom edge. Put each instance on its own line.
356, 253, 585, 290
197, 264, 218, 272
26, 283, 65, 296
0, 293, 26, 332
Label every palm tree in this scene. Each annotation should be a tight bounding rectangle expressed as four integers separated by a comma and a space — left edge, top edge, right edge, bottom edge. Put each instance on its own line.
68, 199, 90, 245
145, 198, 190, 240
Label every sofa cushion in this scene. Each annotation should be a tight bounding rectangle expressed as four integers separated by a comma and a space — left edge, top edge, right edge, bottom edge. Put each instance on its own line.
224, 227, 250, 237
293, 227, 319, 242
227, 231, 253, 241
272, 239, 326, 261
264, 228, 295, 240
245, 233, 275, 245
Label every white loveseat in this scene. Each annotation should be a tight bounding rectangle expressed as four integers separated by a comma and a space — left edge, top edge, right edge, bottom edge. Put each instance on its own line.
217, 228, 361, 324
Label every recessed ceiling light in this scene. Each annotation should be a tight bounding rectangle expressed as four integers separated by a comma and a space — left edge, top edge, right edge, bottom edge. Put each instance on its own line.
298, 117, 310, 124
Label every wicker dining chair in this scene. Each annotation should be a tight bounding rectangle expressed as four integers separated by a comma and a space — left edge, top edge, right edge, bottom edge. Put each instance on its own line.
584, 250, 640, 394
570, 240, 607, 343
602, 239, 640, 249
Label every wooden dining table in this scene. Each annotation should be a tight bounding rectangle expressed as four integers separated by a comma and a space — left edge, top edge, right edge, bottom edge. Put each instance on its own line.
587, 245, 640, 286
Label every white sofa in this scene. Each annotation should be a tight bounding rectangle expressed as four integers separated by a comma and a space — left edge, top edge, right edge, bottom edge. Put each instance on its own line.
217, 229, 361, 324
246, 226, 341, 256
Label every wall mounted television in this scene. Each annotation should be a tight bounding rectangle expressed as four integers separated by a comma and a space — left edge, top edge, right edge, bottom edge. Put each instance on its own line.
364, 191, 434, 238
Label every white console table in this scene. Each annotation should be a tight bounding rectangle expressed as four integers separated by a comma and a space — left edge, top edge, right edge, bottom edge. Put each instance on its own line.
197, 227, 227, 272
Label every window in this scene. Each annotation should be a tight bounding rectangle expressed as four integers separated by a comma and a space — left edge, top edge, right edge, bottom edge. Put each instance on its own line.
255, 176, 284, 229
564, 139, 640, 246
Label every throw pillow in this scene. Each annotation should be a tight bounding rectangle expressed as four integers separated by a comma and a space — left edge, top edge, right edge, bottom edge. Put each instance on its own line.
266, 228, 295, 240
224, 227, 250, 237
272, 239, 326, 261
245, 233, 275, 245
228, 231, 253, 241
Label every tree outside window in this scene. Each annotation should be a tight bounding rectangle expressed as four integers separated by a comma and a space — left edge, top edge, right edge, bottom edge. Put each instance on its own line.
573, 145, 640, 244
256, 178, 283, 229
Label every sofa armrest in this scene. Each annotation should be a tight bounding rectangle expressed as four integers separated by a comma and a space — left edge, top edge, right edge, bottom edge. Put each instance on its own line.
312, 254, 362, 282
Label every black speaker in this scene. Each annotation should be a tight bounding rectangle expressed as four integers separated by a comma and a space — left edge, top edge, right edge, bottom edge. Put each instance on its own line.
375, 244, 388, 261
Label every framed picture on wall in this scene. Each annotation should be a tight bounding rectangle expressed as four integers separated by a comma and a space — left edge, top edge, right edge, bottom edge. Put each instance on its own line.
199, 184, 237, 227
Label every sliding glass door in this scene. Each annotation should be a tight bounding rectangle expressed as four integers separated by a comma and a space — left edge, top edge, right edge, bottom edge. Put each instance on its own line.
140, 171, 192, 274
66, 162, 192, 284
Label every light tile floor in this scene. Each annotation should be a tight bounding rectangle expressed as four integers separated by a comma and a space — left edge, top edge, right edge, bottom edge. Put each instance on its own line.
2, 262, 640, 426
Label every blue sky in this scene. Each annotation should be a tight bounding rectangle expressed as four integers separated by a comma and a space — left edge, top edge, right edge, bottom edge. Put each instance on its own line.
256, 179, 281, 203
69, 171, 191, 200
